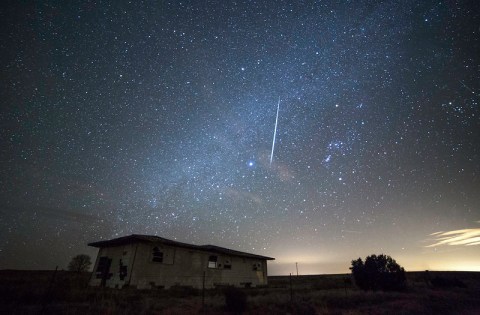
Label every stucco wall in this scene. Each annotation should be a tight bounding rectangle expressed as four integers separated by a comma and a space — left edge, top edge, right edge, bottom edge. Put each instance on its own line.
89, 243, 136, 288
89, 242, 268, 289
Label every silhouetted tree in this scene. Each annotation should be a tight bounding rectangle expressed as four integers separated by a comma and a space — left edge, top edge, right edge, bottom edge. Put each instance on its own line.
68, 254, 92, 273
350, 254, 406, 291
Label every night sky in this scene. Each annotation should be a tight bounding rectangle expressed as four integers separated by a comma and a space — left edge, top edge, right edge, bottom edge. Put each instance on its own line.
1, 1, 479, 275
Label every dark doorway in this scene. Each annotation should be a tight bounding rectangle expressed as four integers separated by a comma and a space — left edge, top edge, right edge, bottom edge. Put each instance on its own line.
96, 256, 112, 287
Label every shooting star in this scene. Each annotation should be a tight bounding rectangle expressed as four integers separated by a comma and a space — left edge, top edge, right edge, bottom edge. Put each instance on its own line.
270, 96, 281, 165
459, 80, 476, 95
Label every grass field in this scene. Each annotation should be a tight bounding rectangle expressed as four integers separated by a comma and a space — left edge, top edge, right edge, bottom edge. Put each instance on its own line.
1, 270, 479, 314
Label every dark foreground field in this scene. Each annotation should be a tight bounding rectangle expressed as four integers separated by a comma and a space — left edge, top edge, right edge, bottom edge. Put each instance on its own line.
1, 270, 480, 314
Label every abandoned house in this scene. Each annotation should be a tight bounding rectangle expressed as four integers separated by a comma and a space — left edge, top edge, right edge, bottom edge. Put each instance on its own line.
88, 234, 275, 289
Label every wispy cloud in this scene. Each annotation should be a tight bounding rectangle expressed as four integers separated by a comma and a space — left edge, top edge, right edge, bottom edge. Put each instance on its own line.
426, 222, 480, 247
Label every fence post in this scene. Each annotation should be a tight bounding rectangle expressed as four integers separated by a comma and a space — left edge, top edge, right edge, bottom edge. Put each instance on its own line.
202, 271, 206, 310
289, 273, 293, 302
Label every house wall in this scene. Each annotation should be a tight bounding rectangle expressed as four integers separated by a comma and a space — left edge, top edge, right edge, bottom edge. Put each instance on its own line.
89, 243, 137, 288
89, 242, 269, 289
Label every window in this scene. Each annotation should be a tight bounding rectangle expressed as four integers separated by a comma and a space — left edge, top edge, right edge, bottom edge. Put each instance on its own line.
119, 259, 127, 280
224, 259, 232, 269
253, 262, 261, 271
208, 255, 217, 268
152, 247, 164, 263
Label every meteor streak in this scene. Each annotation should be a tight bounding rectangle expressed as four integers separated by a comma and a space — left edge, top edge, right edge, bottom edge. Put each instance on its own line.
270, 96, 281, 165
459, 80, 476, 95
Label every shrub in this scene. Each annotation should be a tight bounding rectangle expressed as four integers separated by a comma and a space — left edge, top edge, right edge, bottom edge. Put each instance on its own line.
224, 286, 247, 313
68, 254, 92, 273
350, 254, 406, 291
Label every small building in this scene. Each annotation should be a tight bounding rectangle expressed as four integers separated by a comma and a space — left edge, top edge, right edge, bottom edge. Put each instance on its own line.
88, 234, 274, 289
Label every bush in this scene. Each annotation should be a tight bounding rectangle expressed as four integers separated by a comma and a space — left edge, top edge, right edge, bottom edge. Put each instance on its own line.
224, 286, 247, 313
68, 254, 92, 273
350, 254, 406, 291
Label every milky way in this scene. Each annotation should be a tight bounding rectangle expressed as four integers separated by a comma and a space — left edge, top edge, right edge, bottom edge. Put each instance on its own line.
1, 1, 479, 274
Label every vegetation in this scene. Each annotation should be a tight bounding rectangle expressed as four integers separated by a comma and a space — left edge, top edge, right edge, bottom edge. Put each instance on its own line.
224, 286, 247, 313
1, 270, 479, 314
431, 276, 467, 288
67, 254, 92, 273
350, 254, 406, 291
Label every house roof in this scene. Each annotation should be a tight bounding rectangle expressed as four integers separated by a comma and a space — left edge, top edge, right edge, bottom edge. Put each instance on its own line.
88, 234, 275, 260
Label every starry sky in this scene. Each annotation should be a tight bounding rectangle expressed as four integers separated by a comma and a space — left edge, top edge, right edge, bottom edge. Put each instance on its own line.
1, 1, 479, 275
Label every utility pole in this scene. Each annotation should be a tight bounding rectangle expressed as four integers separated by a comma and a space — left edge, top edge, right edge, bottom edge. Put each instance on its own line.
295, 262, 298, 276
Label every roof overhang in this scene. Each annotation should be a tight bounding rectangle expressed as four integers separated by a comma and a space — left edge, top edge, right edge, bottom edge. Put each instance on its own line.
88, 234, 275, 260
